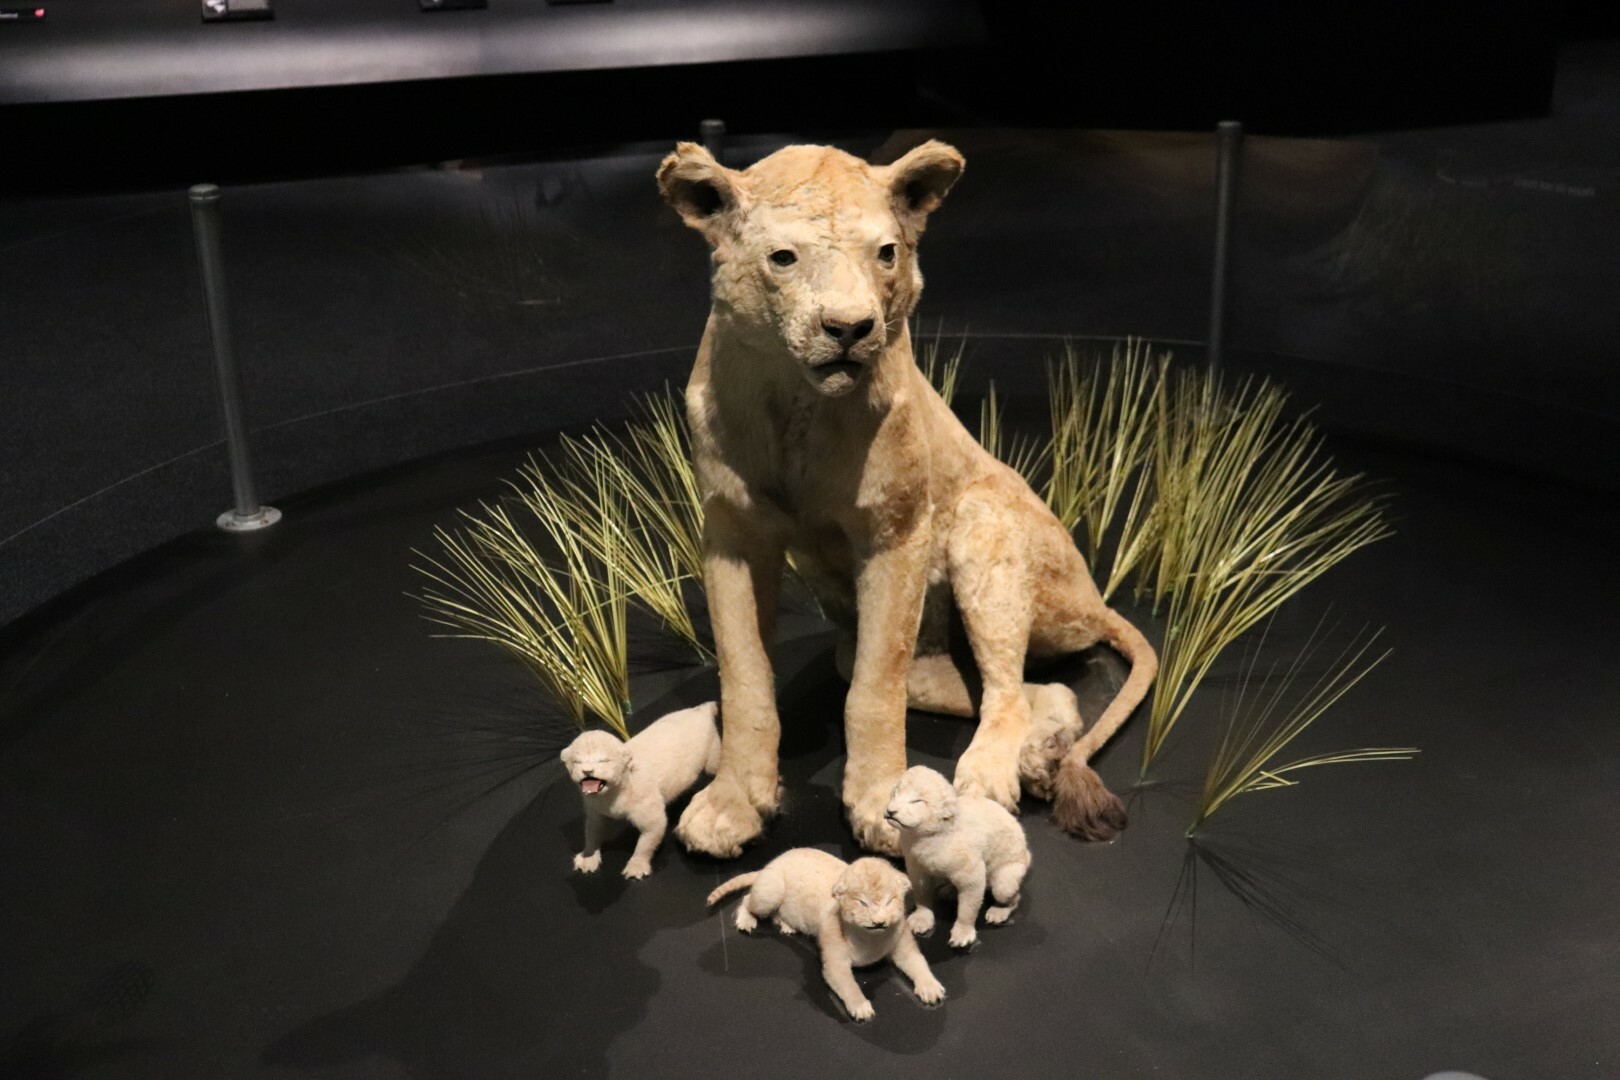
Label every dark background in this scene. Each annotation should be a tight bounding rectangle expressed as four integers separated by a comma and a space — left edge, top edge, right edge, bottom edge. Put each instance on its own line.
0, 0, 1598, 194
3, 0, 1619, 629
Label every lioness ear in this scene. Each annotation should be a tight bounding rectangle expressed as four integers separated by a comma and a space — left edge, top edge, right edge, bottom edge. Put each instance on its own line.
883, 140, 965, 228
657, 142, 745, 235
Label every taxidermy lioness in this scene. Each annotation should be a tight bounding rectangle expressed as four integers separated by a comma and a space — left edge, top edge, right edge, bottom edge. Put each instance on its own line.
708, 848, 945, 1022
658, 139, 1157, 858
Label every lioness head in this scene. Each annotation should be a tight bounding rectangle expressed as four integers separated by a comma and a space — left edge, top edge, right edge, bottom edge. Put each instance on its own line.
657, 140, 965, 397
559, 730, 632, 797
831, 857, 912, 931
883, 765, 958, 835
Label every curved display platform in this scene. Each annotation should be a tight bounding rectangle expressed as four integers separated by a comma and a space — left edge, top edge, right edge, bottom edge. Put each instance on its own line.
2, 415, 1615, 1078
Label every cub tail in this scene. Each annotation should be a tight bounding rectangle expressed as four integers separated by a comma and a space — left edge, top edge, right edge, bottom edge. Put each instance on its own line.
706, 872, 759, 907
1051, 607, 1157, 842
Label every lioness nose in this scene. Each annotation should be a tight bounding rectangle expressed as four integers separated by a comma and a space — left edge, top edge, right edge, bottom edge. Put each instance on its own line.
822, 317, 875, 344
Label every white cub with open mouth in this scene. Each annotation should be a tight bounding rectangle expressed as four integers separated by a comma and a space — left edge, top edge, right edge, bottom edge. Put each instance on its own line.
559, 702, 722, 879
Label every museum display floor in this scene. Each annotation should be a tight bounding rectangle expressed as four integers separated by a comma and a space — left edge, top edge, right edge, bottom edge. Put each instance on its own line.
3, 416, 1615, 1079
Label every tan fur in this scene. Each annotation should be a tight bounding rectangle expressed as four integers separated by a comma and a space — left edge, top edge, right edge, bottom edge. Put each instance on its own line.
560, 702, 721, 879
707, 848, 945, 1022
886, 766, 1031, 948
1018, 683, 1082, 801
658, 140, 1157, 858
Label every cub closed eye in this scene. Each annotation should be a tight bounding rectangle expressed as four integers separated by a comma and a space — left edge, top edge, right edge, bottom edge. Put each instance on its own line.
878, 243, 897, 265
769, 249, 797, 267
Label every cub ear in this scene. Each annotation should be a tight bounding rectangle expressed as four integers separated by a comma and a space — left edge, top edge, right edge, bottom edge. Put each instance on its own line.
619, 745, 636, 773
882, 139, 965, 228
892, 867, 913, 896
830, 877, 848, 899
1046, 728, 1077, 755
559, 745, 575, 766
657, 142, 746, 235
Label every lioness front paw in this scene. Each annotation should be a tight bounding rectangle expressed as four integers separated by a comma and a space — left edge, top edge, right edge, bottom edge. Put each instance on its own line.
622, 858, 652, 880
948, 924, 978, 950
954, 742, 1022, 811
846, 999, 875, 1023
573, 852, 602, 873
908, 908, 935, 937
676, 777, 766, 858
914, 977, 947, 1006
844, 779, 903, 855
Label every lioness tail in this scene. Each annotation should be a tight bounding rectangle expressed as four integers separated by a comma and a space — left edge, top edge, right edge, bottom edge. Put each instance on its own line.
1051, 606, 1157, 842
706, 872, 759, 907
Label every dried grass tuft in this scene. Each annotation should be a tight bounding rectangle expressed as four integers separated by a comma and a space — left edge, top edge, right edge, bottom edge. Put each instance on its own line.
1188, 616, 1415, 834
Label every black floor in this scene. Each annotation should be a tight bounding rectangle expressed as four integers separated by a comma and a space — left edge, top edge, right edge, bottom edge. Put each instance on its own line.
2, 412, 1617, 1078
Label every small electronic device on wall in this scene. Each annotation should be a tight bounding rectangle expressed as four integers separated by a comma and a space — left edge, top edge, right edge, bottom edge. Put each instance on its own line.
201, 0, 272, 22
0, 5, 48, 21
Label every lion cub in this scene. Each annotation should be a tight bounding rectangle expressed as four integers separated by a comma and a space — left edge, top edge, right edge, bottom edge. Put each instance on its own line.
559, 702, 721, 879
885, 766, 1032, 949
707, 848, 946, 1022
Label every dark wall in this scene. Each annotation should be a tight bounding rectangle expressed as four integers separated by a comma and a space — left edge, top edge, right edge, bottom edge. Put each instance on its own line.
0, 2, 1564, 195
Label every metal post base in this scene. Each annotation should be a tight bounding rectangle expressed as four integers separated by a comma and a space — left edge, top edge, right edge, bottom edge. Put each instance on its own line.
217, 506, 281, 532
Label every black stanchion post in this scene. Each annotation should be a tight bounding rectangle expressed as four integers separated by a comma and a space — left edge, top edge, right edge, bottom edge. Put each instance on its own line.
1207, 120, 1243, 373
189, 183, 280, 532
700, 118, 726, 162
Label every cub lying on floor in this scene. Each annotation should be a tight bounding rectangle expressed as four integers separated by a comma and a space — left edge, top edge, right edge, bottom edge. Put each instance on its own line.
560, 702, 720, 879
885, 765, 1032, 949
707, 848, 945, 1022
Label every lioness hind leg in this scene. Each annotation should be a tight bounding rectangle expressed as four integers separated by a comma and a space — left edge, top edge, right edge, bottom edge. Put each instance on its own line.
984, 855, 1029, 925
947, 488, 1035, 811
1019, 683, 1082, 801
837, 635, 976, 717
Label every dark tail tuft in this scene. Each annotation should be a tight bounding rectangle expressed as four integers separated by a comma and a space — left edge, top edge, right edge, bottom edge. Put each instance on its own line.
1050, 758, 1127, 841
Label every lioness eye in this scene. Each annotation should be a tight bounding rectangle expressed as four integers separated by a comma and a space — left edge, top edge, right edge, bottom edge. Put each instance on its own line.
878, 243, 897, 265
769, 249, 797, 267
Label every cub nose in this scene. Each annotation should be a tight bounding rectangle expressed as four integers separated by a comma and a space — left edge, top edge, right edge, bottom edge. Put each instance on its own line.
822, 317, 875, 344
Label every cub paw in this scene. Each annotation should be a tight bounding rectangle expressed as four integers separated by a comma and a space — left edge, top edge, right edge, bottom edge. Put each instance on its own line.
948, 924, 978, 950
908, 908, 936, 937
621, 858, 652, 880
774, 918, 796, 936
954, 742, 1022, 812
914, 977, 947, 1007
734, 907, 758, 934
846, 999, 876, 1023
676, 777, 766, 858
573, 852, 602, 874
984, 905, 1013, 925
